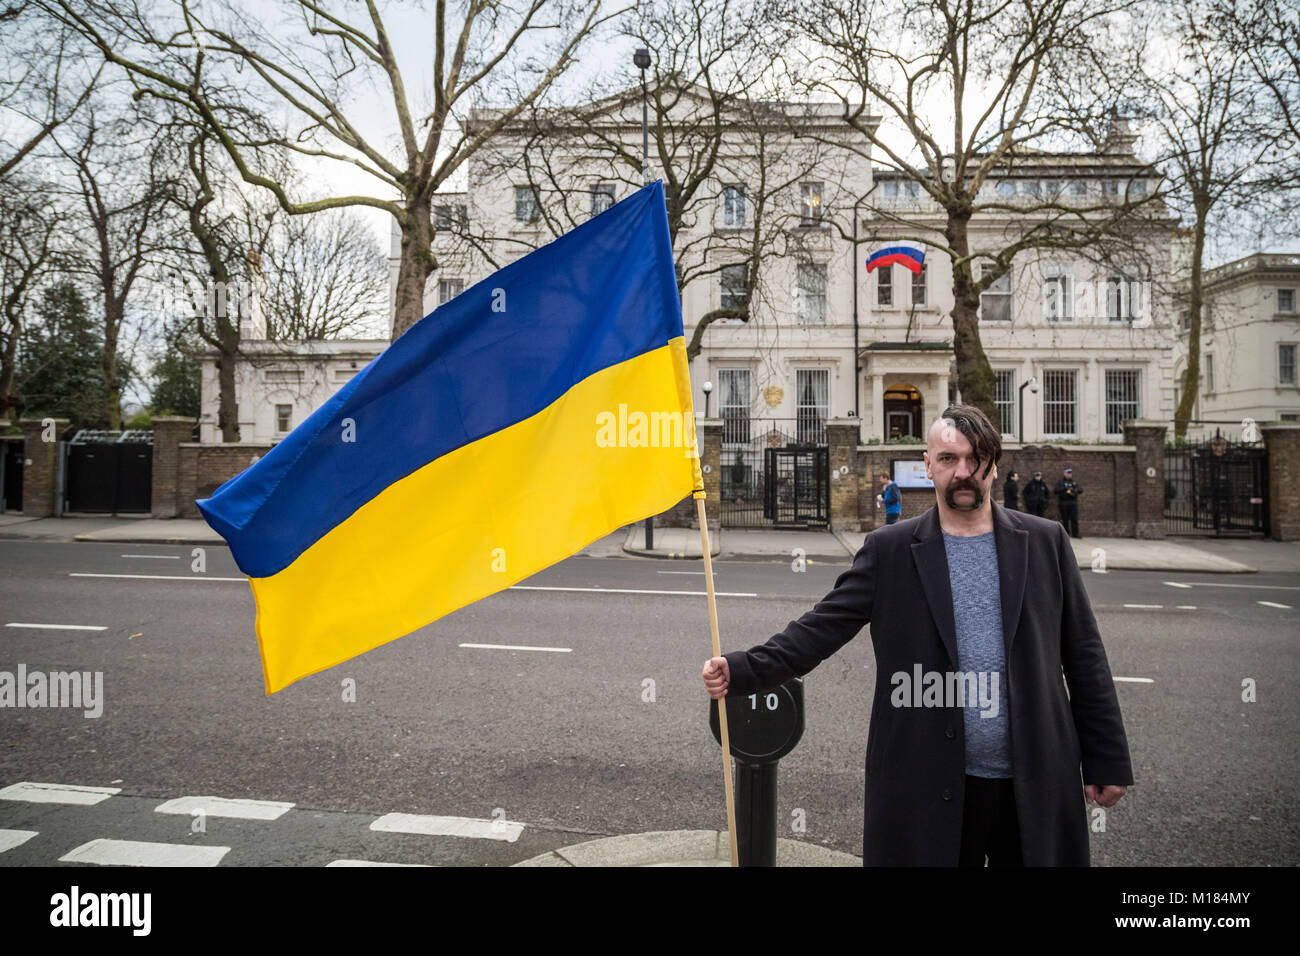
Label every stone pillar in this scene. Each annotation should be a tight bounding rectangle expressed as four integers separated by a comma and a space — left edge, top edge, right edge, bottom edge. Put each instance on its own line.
1261, 423, 1300, 541
825, 417, 863, 531
151, 416, 197, 518
870, 374, 884, 441
1123, 419, 1167, 539
20, 418, 67, 517
699, 418, 722, 531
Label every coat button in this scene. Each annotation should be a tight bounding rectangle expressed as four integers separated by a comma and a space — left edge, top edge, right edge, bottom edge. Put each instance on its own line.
945, 727, 955, 739
942, 789, 952, 801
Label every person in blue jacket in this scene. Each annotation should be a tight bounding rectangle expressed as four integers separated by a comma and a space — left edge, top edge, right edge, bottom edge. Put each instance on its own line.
878, 471, 902, 525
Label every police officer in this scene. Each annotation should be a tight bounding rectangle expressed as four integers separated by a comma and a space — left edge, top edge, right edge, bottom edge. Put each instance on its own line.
1023, 470, 1049, 517
1002, 471, 1020, 511
1055, 466, 1082, 538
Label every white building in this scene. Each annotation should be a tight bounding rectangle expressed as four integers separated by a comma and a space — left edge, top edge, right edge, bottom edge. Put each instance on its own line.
1172, 251, 1300, 439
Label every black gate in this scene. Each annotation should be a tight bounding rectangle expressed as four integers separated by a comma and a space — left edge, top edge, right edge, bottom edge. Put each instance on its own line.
720, 418, 828, 528
1, 440, 22, 511
64, 431, 152, 514
1164, 433, 1268, 536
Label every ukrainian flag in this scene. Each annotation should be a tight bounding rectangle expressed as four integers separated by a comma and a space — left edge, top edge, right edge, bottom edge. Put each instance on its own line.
197, 181, 702, 693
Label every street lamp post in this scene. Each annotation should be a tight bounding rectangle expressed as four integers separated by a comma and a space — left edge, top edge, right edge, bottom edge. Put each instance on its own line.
702, 380, 713, 418
635, 47, 654, 549
1019, 376, 1039, 442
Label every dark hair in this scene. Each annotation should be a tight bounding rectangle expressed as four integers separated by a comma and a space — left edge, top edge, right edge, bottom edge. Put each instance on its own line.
937, 404, 1002, 479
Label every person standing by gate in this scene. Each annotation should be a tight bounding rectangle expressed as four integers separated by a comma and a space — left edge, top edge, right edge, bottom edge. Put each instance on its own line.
1002, 471, 1020, 511
878, 472, 902, 525
1023, 470, 1049, 517
1055, 466, 1082, 538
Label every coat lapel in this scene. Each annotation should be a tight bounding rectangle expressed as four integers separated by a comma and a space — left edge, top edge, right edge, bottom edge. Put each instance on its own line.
910, 506, 959, 670
991, 502, 1029, 656
910, 502, 1030, 668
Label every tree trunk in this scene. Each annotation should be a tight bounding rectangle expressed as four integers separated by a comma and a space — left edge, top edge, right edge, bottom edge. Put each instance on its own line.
1173, 203, 1208, 441
945, 212, 998, 425
391, 194, 435, 339
102, 298, 122, 429
216, 335, 239, 443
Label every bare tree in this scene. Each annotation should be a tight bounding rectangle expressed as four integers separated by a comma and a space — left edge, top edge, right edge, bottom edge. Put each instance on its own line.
262, 208, 386, 340
778, 0, 1167, 426
48, 0, 623, 338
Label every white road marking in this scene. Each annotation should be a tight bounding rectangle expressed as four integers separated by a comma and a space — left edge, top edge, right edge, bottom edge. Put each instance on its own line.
5, 622, 106, 631
121, 554, 181, 559
70, 573, 244, 582
657, 570, 707, 575
1257, 601, 1292, 609
0, 782, 120, 805
508, 584, 756, 597
1163, 581, 1300, 591
60, 838, 230, 867
0, 829, 38, 853
459, 643, 571, 653
1114, 677, 1155, 683
326, 859, 431, 867
155, 796, 294, 820
1175, 605, 1198, 610
1123, 604, 1163, 609
370, 813, 525, 843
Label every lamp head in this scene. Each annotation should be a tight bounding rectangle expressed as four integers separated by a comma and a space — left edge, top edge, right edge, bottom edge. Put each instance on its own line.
633, 48, 651, 70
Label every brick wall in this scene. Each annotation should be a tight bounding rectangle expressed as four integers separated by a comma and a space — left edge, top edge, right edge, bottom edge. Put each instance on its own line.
20, 418, 67, 517
1262, 423, 1300, 541
151, 417, 197, 518
655, 417, 720, 530
174, 442, 276, 518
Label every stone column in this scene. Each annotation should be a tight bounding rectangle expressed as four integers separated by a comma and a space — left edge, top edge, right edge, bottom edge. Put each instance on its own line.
870, 374, 884, 442
151, 416, 198, 518
825, 417, 863, 531
1123, 419, 1167, 539
1261, 423, 1300, 541
699, 418, 723, 531
20, 417, 67, 517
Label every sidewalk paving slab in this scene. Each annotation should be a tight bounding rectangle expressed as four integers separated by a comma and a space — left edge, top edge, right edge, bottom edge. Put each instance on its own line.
512, 829, 860, 867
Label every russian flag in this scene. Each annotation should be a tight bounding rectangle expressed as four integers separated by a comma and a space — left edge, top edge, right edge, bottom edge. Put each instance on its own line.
866, 246, 925, 274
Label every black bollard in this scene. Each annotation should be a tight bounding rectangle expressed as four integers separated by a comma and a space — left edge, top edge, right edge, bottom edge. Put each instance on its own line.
735, 761, 779, 866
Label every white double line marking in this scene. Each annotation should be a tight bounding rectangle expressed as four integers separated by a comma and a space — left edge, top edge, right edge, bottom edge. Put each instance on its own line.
60, 839, 230, 867
0, 782, 120, 805
154, 796, 294, 820
370, 813, 525, 842
5, 623, 106, 631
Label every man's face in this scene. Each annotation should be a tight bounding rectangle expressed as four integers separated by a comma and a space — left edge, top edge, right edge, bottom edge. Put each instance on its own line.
925, 419, 997, 512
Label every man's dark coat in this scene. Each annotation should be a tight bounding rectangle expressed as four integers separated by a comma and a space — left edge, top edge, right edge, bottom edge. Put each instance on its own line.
723, 501, 1133, 866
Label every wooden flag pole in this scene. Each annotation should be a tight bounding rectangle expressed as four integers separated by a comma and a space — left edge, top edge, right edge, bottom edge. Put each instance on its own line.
695, 491, 739, 867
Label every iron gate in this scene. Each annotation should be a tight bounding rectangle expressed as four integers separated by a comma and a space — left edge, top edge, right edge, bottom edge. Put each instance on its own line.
1164, 433, 1268, 536
64, 430, 153, 514
720, 418, 829, 528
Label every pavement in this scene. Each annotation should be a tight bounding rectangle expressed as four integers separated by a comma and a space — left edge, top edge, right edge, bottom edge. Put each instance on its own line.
3, 511, 1298, 572
513, 830, 860, 866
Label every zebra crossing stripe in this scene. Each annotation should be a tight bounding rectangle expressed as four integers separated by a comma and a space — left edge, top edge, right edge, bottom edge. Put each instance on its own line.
0, 829, 38, 853
370, 813, 525, 842
326, 859, 431, 867
154, 796, 294, 820
0, 782, 121, 805
60, 839, 230, 867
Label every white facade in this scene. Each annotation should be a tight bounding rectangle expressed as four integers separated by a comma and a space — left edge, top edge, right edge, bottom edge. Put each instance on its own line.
1173, 252, 1300, 439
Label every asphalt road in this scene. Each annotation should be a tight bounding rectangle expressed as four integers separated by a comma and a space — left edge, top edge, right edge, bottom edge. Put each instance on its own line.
1, 538, 1296, 866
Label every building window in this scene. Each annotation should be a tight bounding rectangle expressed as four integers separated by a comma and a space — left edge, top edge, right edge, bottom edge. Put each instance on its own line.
799, 181, 823, 224
981, 264, 1012, 322
438, 278, 465, 305
1068, 179, 1087, 196
720, 263, 749, 312
1106, 274, 1140, 322
1205, 353, 1214, 393
1044, 268, 1073, 322
434, 204, 466, 230
514, 186, 539, 222
1280, 289, 1296, 313
883, 181, 900, 197
1021, 180, 1041, 197
997, 180, 1016, 196
1045, 179, 1064, 197
1103, 179, 1121, 196
902, 180, 920, 197
911, 263, 927, 307
1281, 412, 1300, 421
723, 185, 746, 227
718, 369, 751, 444
1128, 179, 1148, 197
1104, 369, 1141, 437
796, 369, 829, 444
877, 264, 893, 306
275, 404, 292, 433
1180, 309, 1192, 331
1042, 369, 1078, 436
796, 263, 827, 324
590, 184, 615, 217
1280, 344, 1297, 386
994, 369, 1016, 437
